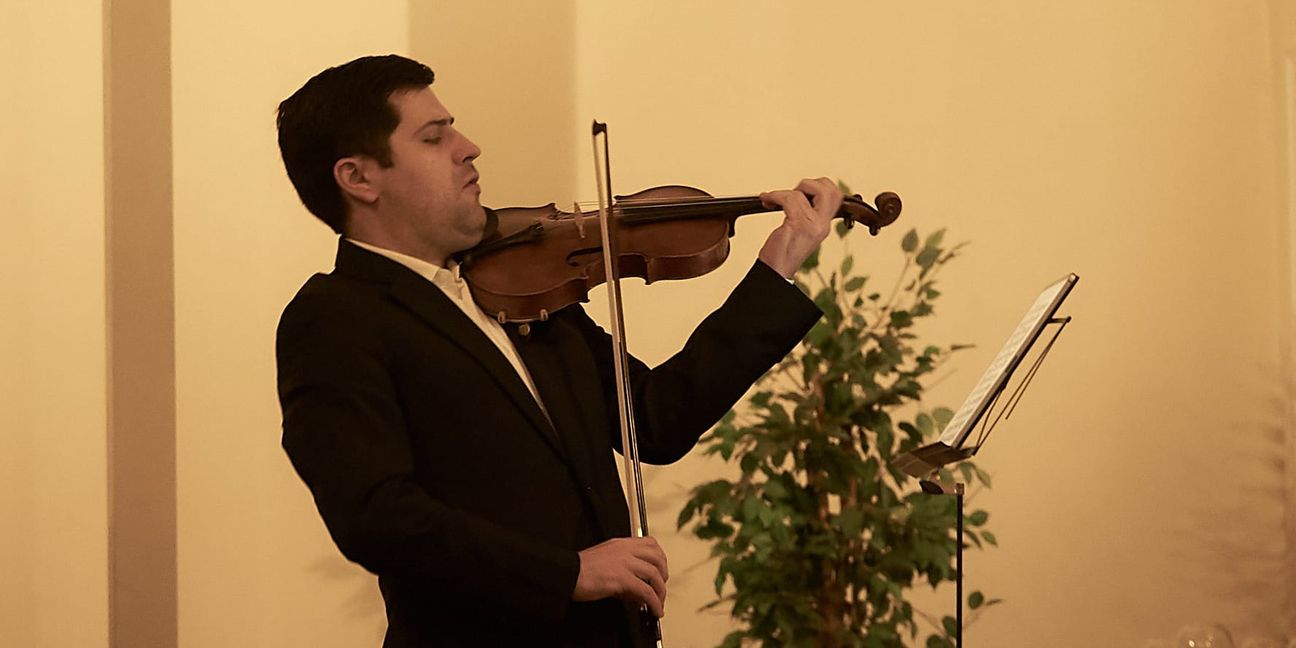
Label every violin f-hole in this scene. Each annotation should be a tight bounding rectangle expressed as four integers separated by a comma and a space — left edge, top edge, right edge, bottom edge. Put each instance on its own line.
566, 246, 603, 267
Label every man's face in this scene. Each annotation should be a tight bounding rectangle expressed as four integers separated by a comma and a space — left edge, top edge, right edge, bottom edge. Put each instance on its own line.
372, 87, 486, 263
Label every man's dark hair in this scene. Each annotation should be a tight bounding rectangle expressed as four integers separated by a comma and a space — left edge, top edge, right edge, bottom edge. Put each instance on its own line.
276, 54, 435, 233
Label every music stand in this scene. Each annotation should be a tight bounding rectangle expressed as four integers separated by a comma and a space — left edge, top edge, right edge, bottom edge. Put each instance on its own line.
895, 272, 1078, 647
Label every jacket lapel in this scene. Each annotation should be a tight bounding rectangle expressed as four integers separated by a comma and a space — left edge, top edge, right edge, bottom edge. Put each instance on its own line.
333, 240, 564, 456
508, 321, 618, 538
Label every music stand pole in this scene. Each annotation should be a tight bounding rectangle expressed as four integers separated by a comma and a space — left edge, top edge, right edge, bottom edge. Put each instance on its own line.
956, 482, 964, 648
920, 478, 967, 647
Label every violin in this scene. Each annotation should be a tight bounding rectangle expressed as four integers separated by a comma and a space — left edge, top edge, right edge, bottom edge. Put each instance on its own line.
456, 184, 903, 324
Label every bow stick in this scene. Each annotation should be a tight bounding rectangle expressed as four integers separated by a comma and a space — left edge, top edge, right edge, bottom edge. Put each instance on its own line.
592, 120, 664, 648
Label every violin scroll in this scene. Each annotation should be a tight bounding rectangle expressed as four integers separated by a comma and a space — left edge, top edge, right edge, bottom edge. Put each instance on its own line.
841, 191, 902, 236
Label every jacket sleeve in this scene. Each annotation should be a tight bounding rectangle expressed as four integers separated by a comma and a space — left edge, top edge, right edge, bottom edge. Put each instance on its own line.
570, 259, 823, 464
276, 284, 579, 626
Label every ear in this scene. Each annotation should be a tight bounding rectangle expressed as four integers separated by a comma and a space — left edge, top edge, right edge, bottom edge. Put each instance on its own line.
333, 156, 381, 206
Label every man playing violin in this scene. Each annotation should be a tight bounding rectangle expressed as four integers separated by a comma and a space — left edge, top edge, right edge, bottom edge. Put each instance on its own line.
275, 54, 840, 647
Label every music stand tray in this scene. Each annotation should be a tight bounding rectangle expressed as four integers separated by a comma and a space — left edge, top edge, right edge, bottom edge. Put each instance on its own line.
896, 272, 1078, 477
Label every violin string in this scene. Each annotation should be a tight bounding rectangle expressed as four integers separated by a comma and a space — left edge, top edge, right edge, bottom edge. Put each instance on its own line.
569, 194, 759, 209
565, 193, 865, 210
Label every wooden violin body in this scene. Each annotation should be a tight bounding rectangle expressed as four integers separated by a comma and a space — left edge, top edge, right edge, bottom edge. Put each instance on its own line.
457, 184, 902, 323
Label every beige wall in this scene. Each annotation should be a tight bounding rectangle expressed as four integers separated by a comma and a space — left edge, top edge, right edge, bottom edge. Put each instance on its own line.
1, 1, 1291, 646
556, 1, 1291, 645
1279, 0, 1296, 632
0, 2, 109, 647
170, 3, 407, 647
412, 2, 580, 207
551, 0, 1291, 645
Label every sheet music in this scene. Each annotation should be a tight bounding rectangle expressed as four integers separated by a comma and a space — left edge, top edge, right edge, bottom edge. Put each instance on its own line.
937, 275, 1075, 448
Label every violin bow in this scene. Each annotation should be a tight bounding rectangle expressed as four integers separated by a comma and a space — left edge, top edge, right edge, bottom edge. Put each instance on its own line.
591, 120, 664, 648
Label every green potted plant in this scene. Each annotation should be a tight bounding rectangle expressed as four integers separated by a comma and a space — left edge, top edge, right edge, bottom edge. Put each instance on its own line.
678, 203, 1000, 647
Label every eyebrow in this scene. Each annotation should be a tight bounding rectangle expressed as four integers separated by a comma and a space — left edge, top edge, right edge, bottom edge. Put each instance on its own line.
416, 117, 454, 132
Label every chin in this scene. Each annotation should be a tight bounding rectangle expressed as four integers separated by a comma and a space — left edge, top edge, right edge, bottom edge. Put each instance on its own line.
475, 206, 496, 238
456, 206, 491, 250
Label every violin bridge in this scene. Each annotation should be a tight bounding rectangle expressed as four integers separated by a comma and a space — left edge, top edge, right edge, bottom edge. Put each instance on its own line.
573, 202, 586, 238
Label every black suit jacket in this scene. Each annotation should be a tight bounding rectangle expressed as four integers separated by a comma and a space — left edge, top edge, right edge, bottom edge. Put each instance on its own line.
277, 239, 821, 646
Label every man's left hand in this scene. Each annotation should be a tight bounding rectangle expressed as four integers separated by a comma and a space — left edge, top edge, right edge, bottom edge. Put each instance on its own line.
757, 177, 843, 279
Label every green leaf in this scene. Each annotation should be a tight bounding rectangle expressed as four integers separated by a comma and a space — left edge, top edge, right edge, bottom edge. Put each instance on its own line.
897, 421, 921, 442
813, 287, 837, 315
763, 477, 788, 501
676, 500, 698, 529
982, 531, 998, 546
837, 508, 865, 536
901, 229, 919, 253
973, 465, 992, 487
924, 228, 946, 250
800, 248, 820, 272
840, 255, 854, 277
932, 407, 954, 428
719, 436, 735, 461
714, 562, 730, 595
916, 247, 940, 270
696, 517, 735, 540
844, 276, 867, 292
693, 479, 732, 505
835, 219, 851, 238
957, 462, 975, 484
720, 631, 745, 648
915, 413, 933, 437
876, 420, 895, 457
941, 615, 958, 636
806, 321, 833, 347
969, 590, 984, 609
968, 510, 989, 526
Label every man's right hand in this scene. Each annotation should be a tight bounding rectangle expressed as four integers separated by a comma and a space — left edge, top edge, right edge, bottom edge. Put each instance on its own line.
572, 537, 669, 618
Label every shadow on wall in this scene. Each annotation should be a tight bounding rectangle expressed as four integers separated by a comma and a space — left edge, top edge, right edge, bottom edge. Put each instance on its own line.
1166, 361, 1293, 640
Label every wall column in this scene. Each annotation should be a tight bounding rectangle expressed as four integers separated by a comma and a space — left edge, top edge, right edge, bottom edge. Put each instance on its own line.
105, 0, 177, 646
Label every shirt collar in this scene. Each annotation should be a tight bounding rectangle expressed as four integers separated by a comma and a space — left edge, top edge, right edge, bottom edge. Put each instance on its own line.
345, 238, 465, 295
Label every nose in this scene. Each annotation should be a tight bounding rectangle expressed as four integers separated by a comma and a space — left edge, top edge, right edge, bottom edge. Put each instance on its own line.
457, 131, 481, 165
